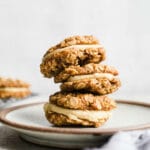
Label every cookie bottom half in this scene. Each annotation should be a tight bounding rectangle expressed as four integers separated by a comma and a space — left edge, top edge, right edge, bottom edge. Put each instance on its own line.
44, 103, 110, 127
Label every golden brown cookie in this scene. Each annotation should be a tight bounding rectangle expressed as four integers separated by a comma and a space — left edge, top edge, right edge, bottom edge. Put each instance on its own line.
50, 92, 116, 111
61, 77, 121, 95
45, 111, 109, 127
40, 35, 106, 78
54, 63, 119, 83
44, 35, 99, 54
0, 77, 31, 99
44, 102, 110, 127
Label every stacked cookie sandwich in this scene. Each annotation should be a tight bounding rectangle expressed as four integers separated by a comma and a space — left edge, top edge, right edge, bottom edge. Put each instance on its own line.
0, 77, 31, 99
40, 35, 121, 127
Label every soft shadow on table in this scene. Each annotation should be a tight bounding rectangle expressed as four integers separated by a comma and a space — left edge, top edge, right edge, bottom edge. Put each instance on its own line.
0, 93, 40, 111
0, 125, 73, 150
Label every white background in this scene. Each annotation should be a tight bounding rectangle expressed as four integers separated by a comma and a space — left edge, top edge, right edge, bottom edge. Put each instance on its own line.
0, 0, 150, 100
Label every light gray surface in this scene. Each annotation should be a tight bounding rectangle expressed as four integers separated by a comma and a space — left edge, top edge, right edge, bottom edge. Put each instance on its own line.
0, 0, 150, 99
0, 125, 61, 150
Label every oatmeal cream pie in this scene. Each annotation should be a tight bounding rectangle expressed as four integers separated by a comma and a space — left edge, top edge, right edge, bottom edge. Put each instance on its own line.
40, 35, 106, 78
60, 64, 121, 95
0, 77, 31, 99
54, 63, 119, 83
44, 92, 116, 127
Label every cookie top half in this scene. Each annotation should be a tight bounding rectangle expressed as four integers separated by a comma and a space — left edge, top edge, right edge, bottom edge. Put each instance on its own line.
49, 92, 116, 111
40, 35, 106, 78
44, 35, 99, 54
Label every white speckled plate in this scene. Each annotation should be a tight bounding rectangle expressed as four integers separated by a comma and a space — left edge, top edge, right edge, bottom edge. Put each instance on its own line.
0, 100, 150, 149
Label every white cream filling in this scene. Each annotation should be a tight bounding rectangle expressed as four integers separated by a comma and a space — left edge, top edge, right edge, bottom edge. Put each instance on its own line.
45, 103, 111, 122
68, 73, 115, 81
0, 87, 29, 92
43, 44, 102, 61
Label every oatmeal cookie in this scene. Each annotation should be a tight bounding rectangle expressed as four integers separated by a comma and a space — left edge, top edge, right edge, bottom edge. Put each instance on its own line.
50, 92, 116, 111
44, 35, 99, 54
54, 63, 118, 83
61, 77, 121, 95
45, 111, 109, 127
44, 103, 110, 127
0, 77, 31, 99
40, 36, 106, 78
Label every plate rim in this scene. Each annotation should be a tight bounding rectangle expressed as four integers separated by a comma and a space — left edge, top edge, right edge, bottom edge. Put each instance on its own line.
0, 100, 150, 135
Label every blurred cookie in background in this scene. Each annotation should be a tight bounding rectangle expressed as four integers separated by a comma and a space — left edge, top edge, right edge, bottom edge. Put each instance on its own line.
0, 77, 31, 99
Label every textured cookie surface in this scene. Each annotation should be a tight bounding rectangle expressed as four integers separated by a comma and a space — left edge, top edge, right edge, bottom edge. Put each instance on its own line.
61, 77, 121, 95
50, 92, 116, 110
44, 103, 110, 127
45, 111, 109, 127
54, 63, 119, 83
40, 35, 106, 78
44, 35, 99, 54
